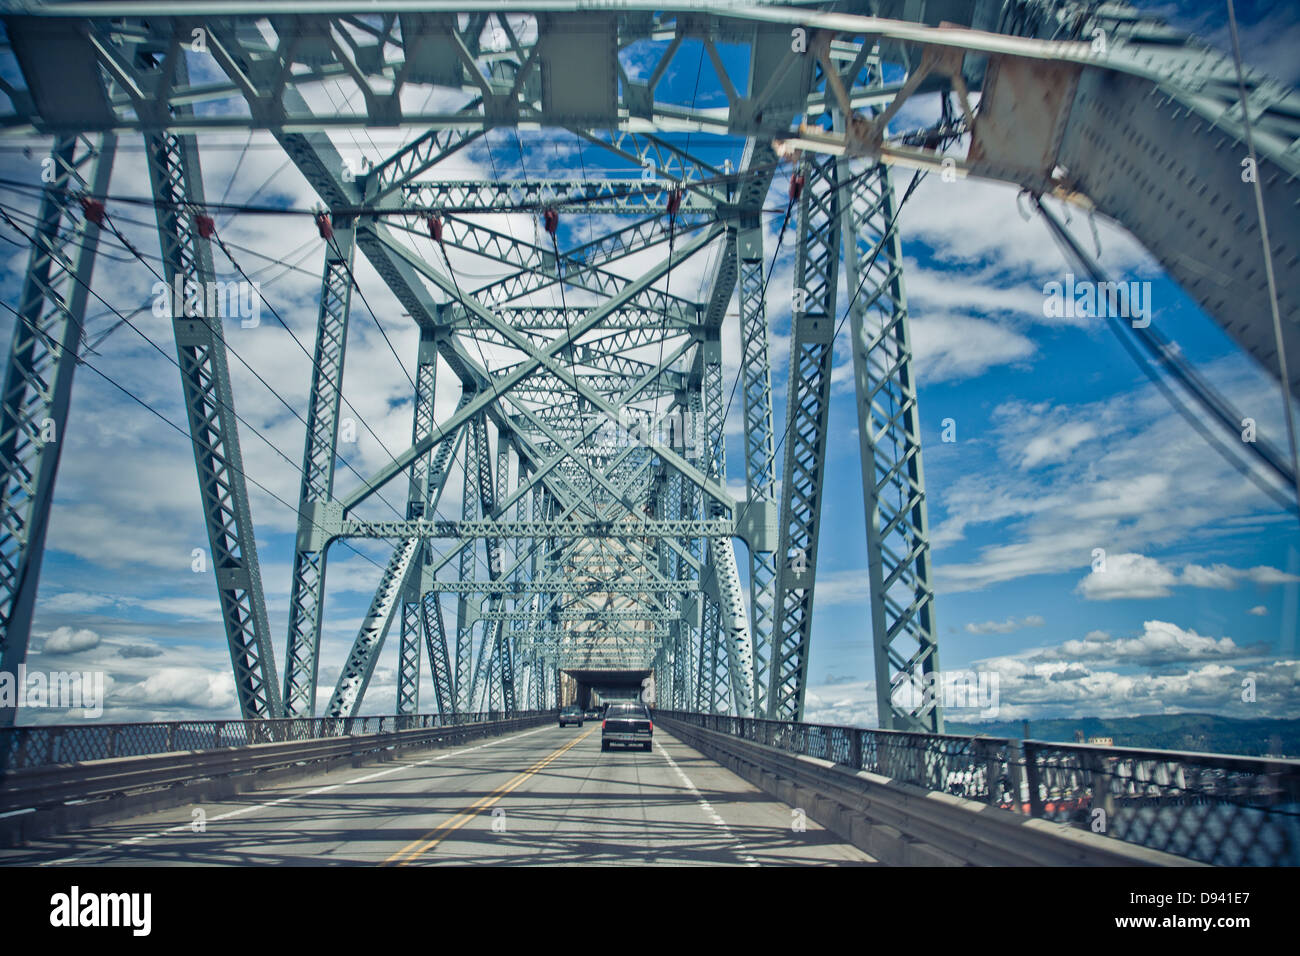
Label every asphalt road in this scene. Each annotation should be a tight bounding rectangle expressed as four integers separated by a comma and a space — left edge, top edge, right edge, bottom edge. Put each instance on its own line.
1, 724, 876, 866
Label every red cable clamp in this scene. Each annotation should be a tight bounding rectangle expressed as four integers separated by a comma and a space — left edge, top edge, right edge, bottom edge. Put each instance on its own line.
427, 214, 443, 245
665, 189, 682, 219
789, 171, 806, 202
79, 196, 106, 226
315, 212, 333, 240
543, 208, 559, 237
195, 213, 216, 239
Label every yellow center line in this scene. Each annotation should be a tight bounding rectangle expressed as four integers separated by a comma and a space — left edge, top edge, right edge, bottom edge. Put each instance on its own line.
383, 727, 596, 866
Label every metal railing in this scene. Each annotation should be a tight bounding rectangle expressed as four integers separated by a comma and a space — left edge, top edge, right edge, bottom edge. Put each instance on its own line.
0, 711, 550, 775
658, 711, 1300, 866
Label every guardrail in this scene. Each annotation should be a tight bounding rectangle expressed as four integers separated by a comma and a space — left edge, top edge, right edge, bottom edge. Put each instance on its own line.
0, 710, 539, 774
657, 711, 1300, 866
0, 711, 556, 844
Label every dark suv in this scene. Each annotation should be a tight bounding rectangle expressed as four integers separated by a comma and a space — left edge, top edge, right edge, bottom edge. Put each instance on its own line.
601, 702, 653, 752
558, 705, 583, 728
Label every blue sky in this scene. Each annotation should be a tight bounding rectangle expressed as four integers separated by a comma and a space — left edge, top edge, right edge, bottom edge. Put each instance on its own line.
1, 5, 1297, 727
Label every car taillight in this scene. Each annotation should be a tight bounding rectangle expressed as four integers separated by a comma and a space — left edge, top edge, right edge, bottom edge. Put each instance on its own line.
602, 720, 607, 730
648, 721, 653, 732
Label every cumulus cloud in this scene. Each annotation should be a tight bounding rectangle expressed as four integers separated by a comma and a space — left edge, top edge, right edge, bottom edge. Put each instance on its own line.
41, 626, 101, 654
1076, 553, 1178, 600
1054, 620, 1248, 664
929, 353, 1299, 596
116, 669, 236, 710
1075, 553, 1299, 601
803, 655, 1300, 725
1248, 605, 1268, 617
908, 313, 1035, 383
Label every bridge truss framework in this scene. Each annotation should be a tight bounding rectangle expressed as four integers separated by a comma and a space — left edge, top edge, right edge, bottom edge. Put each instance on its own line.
0, 1, 1296, 730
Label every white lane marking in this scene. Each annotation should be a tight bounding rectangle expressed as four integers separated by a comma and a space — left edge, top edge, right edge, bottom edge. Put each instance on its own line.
40, 724, 555, 866
654, 739, 759, 867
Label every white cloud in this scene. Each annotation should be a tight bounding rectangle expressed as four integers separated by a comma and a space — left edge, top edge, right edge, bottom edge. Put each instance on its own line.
964, 615, 1045, 635
1018, 422, 1098, 469
1180, 563, 1239, 589
117, 668, 237, 711
907, 313, 1036, 383
1076, 553, 1178, 600
1076, 554, 1300, 601
41, 626, 102, 654
932, 354, 1300, 595
1248, 605, 1268, 617
1056, 620, 1246, 664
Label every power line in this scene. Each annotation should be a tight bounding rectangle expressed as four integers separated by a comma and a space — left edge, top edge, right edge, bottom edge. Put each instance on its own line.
0, 274, 396, 582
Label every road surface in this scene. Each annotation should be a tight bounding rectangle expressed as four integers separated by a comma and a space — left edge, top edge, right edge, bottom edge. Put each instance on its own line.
1, 724, 876, 866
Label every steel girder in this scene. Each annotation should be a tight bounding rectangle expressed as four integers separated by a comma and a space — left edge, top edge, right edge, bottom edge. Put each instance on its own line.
841, 160, 942, 733
396, 596, 420, 716
338, 519, 735, 539
145, 128, 283, 719
700, 335, 756, 717
283, 225, 356, 718
421, 590, 455, 715
455, 410, 486, 713
396, 336, 440, 715
736, 223, 779, 718
324, 535, 419, 717
0, 134, 114, 725
768, 154, 840, 721
401, 180, 717, 215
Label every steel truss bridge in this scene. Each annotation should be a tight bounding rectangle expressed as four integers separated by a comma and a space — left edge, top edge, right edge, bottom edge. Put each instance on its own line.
0, 0, 1297, 741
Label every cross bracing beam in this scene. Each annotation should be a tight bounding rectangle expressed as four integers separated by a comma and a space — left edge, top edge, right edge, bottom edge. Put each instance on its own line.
283, 225, 357, 718
443, 304, 696, 333
400, 180, 718, 215
0, 133, 114, 726
338, 520, 735, 540
428, 579, 700, 595
841, 158, 942, 733
479, 609, 681, 623
507, 629, 668, 641
768, 152, 840, 721
145, 126, 283, 720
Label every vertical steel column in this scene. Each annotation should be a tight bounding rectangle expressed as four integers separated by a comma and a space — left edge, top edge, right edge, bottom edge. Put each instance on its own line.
494, 433, 515, 713
0, 135, 114, 725
283, 224, 356, 717
841, 161, 943, 732
145, 130, 282, 719
467, 414, 500, 711
736, 224, 779, 716
454, 399, 482, 711
701, 337, 755, 716
396, 333, 439, 715
396, 598, 421, 715
768, 155, 840, 721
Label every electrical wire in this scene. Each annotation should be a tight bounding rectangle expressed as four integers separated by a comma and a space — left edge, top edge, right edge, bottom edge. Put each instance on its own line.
0, 272, 396, 580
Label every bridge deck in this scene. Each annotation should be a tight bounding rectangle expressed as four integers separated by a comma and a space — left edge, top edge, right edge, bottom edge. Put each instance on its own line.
0, 725, 874, 867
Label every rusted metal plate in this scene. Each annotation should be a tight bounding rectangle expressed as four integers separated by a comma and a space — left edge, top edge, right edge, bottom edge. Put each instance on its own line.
968, 54, 1082, 188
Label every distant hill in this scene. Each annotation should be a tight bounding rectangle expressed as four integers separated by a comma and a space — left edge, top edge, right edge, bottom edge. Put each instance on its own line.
944, 713, 1300, 758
